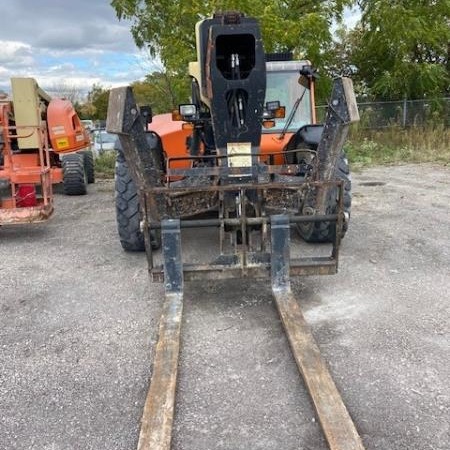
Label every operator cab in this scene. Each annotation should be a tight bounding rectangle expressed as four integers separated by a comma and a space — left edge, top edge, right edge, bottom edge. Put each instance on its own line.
264, 59, 315, 133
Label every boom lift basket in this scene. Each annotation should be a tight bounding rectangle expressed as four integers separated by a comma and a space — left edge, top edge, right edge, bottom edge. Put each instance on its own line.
0, 100, 53, 225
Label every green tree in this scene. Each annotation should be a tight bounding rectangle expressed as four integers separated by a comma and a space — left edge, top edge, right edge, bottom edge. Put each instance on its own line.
86, 84, 111, 120
351, 0, 450, 100
110, 0, 354, 103
131, 71, 188, 113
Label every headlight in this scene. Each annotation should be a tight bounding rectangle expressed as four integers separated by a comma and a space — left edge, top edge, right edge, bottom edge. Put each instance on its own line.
179, 104, 197, 117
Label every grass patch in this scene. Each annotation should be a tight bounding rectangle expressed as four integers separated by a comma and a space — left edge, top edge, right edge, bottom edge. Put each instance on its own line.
94, 151, 116, 179
345, 126, 450, 167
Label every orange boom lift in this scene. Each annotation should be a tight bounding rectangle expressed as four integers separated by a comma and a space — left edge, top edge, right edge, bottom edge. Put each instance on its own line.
0, 78, 92, 225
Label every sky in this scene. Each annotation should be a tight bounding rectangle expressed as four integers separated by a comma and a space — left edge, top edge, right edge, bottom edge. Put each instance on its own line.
0, 0, 153, 96
0, 1, 360, 98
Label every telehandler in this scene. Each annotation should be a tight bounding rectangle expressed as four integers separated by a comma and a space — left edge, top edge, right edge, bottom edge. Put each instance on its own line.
0, 78, 93, 225
107, 11, 362, 450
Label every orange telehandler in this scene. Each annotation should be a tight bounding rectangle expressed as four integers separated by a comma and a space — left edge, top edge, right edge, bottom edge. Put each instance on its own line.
0, 78, 93, 225
107, 11, 364, 450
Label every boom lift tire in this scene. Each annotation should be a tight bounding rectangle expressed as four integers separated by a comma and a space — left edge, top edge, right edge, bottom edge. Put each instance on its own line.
115, 150, 161, 251
297, 150, 351, 243
82, 150, 95, 184
61, 153, 87, 196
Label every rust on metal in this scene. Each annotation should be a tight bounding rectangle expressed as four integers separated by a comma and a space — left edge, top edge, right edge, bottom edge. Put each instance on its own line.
151, 258, 337, 283
273, 289, 365, 450
106, 86, 167, 222
0, 203, 53, 225
137, 219, 184, 450
270, 215, 364, 450
137, 292, 183, 450
314, 77, 358, 215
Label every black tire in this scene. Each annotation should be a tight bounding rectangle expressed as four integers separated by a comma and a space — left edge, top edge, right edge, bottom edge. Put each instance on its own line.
114, 134, 163, 252
297, 151, 351, 243
82, 150, 95, 184
62, 153, 87, 195
115, 151, 146, 252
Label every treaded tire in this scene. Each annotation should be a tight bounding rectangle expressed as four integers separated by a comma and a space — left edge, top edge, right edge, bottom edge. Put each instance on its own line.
82, 150, 95, 184
297, 151, 351, 243
115, 151, 145, 252
62, 153, 87, 195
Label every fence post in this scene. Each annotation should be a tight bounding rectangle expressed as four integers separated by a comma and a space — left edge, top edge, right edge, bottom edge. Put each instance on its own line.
402, 97, 407, 128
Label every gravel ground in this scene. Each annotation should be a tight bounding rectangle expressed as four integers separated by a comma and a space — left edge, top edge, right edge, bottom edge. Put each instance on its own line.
0, 163, 449, 450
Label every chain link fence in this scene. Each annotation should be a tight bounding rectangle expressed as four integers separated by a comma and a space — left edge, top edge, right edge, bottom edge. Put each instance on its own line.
317, 97, 450, 129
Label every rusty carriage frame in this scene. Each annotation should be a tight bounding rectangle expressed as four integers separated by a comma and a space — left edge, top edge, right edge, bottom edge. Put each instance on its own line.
108, 88, 347, 290
144, 170, 345, 285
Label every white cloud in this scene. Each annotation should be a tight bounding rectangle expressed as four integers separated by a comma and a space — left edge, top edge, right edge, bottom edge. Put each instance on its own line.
0, 41, 35, 68
0, 0, 149, 93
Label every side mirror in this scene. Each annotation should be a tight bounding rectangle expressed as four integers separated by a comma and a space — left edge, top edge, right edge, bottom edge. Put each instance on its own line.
299, 65, 319, 88
140, 105, 152, 127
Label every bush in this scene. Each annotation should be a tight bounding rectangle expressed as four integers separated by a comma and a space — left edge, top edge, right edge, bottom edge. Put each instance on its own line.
345, 125, 450, 166
94, 151, 116, 178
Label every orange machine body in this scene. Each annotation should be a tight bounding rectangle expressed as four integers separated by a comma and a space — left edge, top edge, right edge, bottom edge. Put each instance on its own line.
148, 113, 192, 170
149, 113, 294, 170
47, 98, 90, 154
0, 89, 89, 225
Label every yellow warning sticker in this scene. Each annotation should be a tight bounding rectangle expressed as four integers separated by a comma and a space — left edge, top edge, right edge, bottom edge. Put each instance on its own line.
56, 137, 69, 149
